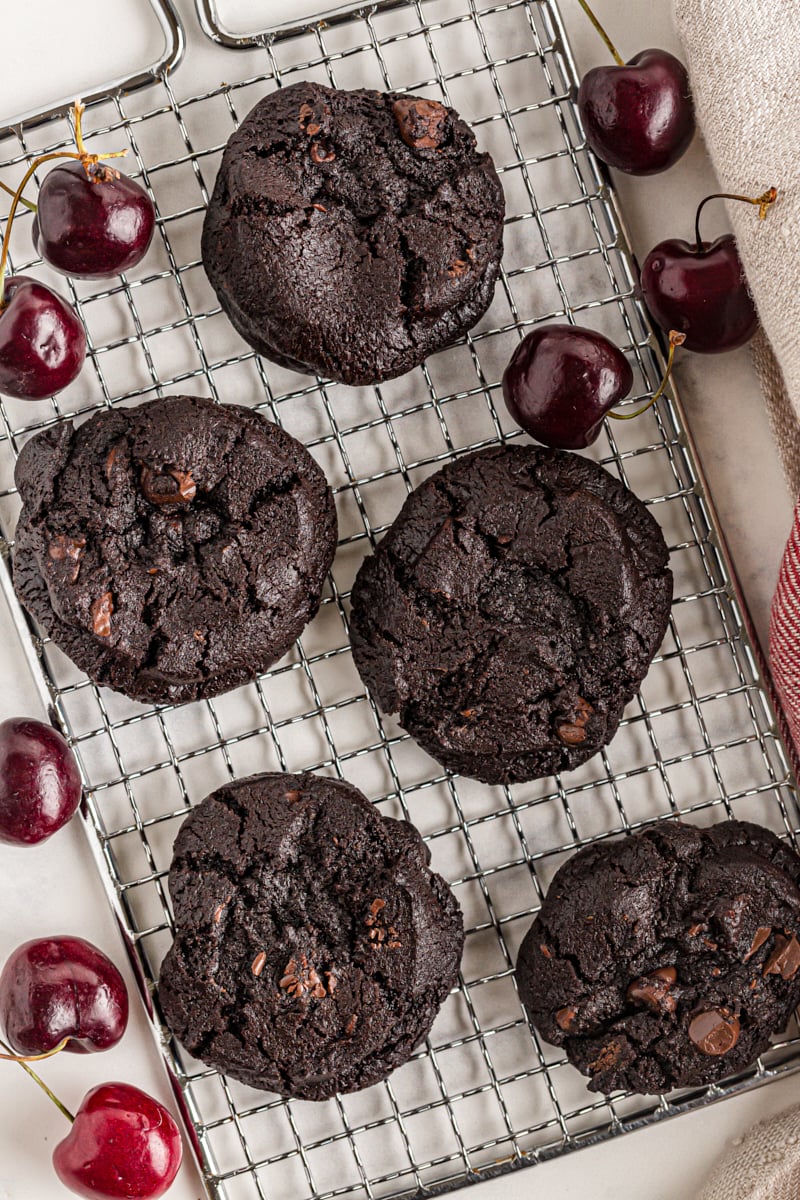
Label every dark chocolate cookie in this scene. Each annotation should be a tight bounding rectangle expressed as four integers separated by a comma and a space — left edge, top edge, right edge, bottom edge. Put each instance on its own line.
13, 395, 337, 705
158, 772, 463, 1099
349, 444, 672, 784
516, 820, 800, 1095
202, 82, 505, 386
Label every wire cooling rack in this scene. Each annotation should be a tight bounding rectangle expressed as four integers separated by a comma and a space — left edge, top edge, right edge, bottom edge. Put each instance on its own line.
1, 2, 799, 1198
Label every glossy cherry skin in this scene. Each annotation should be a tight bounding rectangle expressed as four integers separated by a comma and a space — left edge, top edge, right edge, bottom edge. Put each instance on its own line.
502, 324, 633, 449
0, 276, 86, 400
0, 717, 82, 845
33, 161, 156, 280
0, 936, 128, 1055
53, 1082, 183, 1200
640, 234, 758, 353
578, 49, 695, 175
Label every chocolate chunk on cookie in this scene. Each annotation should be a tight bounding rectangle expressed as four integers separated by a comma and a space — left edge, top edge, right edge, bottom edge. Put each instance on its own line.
13, 395, 337, 704
158, 772, 464, 1099
516, 820, 800, 1094
349, 444, 672, 784
202, 82, 505, 385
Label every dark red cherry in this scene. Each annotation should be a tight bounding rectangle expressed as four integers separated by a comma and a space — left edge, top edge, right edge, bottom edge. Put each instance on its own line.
0, 936, 128, 1055
502, 324, 633, 448
640, 234, 757, 353
53, 1082, 183, 1200
0, 276, 86, 400
0, 717, 82, 845
639, 189, 777, 354
33, 161, 156, 280
578, 49, 695, 175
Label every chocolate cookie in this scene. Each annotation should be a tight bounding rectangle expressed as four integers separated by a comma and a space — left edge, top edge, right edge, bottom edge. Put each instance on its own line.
349, 444, 672, 784
13, 396, 337, 705
516, 820, 800, 1095
202, 82, 505, 386
158, 772, 463, 1099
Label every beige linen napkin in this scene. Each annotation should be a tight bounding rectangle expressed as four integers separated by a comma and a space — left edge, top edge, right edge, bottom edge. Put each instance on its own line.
673, 0, 800, 492
695, 1102, 800, 1200
670, 3, 800, 1195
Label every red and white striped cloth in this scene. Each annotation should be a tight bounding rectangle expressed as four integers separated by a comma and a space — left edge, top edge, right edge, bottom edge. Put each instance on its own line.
770, 501, 800, 763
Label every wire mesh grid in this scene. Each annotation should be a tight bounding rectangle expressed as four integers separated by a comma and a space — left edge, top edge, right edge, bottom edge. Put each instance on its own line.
0, 1, 799, 1198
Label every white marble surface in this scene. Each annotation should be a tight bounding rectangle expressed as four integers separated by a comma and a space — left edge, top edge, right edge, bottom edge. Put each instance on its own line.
0, 1, 796, 1198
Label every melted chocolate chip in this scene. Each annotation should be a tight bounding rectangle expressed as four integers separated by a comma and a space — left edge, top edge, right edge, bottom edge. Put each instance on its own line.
688, 1008, 740, 1056
91, 592, 113, 638
279, 954, 326, 999
556, 696, 594, 746
298, 100, 328, 137
743, 925, 772, 961
365, 898, 386, 926
626, 965, 678, 1013
48, 534, 86, 583
763, 933, 800, 980
310, 141, 335, 164
392, 97, 450, 150
555, 1005, 578, 1032
140, 465, 196, 506
48, 534, 86, 561
587, 1040, 622, 1074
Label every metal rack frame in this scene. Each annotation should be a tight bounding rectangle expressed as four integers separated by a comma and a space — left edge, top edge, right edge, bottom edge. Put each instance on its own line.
3, 0, 185, 131
194, 0, 414, 48
1, 2, 798, 1198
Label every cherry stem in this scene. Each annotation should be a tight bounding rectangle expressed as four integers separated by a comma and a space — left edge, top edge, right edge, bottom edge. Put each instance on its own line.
609, 330, 686, 421
0, 1036, 74, 1124
70, 100, 125, 184
694, 187, 778, 251
0, 179, 36, 213
72, 99, 89, 159
0, 100, 127, 306
576, 0, 625, 67
0, 1036, 70, 1063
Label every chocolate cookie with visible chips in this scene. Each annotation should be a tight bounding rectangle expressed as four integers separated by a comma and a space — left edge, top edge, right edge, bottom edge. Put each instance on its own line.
202, 82, 505, 385
516, 820, 800, 1095
158, 772, 464, 1099
349, 444, 672, 784
13, 395, 337, 705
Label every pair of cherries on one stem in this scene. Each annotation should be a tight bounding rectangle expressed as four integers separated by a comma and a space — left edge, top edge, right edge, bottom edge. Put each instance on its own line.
503, 187, 777, 448
0, 936, 181, 1200
0, 100, 155, 402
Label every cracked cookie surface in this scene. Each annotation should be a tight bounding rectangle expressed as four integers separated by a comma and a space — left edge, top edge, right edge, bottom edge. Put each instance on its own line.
349, 444, 672, 784
13, 395, 337, 704
202, 82, 505, 386
516, 820, 800, 1094
158, 772, 464, 1099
